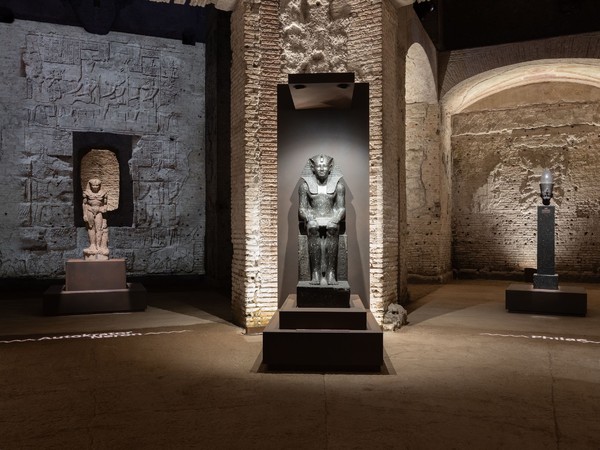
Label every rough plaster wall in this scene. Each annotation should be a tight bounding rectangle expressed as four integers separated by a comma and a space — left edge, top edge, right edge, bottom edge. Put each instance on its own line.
0, 20, 205, 278
404, 11, 452, 281
452, 86, 600, 279
230, 1, 280, 329
406, 102, 448, 277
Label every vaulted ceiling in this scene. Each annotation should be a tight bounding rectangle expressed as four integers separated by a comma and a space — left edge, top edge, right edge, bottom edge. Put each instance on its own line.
0, 0, 599, 51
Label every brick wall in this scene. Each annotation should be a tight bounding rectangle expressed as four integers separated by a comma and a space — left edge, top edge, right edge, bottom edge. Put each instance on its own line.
230, 1, 280, 329
0, 21, 205, 278
452, 86, 600, 279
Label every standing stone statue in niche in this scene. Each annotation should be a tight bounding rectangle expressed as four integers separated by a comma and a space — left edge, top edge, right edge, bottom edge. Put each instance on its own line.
83, 178, 109, 260
299, 154, 346, 285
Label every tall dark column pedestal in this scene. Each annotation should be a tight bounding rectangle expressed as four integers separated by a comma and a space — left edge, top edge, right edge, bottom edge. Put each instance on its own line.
263, 295, 383, 371
506, 203, 587, 316
43, 259, 146, 316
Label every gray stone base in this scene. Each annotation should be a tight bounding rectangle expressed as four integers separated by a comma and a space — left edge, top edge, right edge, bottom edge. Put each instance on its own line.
262, 295, 383, 371
505, 283, 587, 316
43, 258, 146, 315
43, 283, 147, 316
297, 280, 350, 308
533, 273, 559, 290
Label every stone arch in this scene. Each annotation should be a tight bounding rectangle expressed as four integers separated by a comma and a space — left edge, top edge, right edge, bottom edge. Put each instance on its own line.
442, 59, 600, 116
441, 58, 600, 277
405, 42, 437, 105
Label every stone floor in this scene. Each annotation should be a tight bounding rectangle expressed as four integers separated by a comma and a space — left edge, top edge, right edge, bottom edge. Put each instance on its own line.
0, 279, 599, 449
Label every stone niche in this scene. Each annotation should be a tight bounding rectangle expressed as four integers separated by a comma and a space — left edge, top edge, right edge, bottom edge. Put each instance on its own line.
73, 132, 133, 228
277, 74, 370, 307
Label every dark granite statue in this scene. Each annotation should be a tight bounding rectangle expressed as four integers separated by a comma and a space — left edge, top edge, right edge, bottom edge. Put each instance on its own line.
540, 168, 553, 205
298, 154, 346, 285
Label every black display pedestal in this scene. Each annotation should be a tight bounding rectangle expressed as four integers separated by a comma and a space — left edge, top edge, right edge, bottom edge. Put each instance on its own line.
296, 280, 350, 307
506, 205, 587, 316
505, 284, 587, 316
43, 259, 146, 315
262, 295, 383, 371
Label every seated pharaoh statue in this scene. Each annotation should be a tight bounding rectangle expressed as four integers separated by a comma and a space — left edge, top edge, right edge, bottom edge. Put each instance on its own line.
297, 154, 350, 307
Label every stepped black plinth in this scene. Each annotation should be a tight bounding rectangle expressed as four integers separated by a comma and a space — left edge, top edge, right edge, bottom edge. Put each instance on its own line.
296, 280, 350, 307
43, 259, 146, 315
262, 295, 383, 371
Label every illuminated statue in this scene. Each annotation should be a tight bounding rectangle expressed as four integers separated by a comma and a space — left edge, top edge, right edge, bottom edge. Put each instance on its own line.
298, 154, 346, 285
83, 178, 109, 259
540, 168, 554, 205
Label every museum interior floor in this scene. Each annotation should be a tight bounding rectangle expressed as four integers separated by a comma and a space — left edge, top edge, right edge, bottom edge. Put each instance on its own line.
1, 279, 599, 449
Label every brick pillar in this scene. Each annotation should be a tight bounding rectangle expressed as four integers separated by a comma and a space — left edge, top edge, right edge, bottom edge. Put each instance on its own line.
232, 0, 407, 328
347, 0, 408, 323
230, 0, 280, 331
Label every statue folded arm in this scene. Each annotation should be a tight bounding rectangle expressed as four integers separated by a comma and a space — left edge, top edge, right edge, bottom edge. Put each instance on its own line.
330, 180, 345, 226
298, 181, 315, 224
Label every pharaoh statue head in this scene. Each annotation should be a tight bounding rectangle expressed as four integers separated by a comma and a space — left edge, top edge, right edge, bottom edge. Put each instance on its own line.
539, 169, 554, 206
309, 154, 334, 183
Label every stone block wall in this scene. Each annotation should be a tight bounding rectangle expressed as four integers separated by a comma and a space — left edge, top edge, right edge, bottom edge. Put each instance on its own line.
0, 20, 205, 278
452, 85, 600, 279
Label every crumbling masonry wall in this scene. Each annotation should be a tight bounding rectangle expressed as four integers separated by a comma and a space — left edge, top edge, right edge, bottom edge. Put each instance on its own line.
404, 11, 452, 282
0, 21, 205, 278
452, 82, 600, 279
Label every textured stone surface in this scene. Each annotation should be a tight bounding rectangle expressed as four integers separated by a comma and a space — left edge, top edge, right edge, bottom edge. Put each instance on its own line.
231, 0, 408, 329
280, 0, 351, 74
0, 21, 205, 278
80, 150, 120, 212
452, 93, 600, 278
230, 1, 280, 329
404, 14, 452, 282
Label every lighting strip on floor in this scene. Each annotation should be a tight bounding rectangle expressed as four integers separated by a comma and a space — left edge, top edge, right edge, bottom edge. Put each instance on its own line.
480, 332, 600, 345
0, 329, 193, 344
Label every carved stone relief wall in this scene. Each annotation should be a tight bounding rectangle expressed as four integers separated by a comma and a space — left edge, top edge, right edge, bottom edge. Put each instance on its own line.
280, 0, 351, 74
0, 20, 205, 278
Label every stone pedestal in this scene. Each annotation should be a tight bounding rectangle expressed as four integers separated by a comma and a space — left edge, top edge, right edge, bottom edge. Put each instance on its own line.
533, 273, 559, 290
262, 295, 383, 371
534, 205, 559, 289
43, 259, 146, 316
297, 280, 350, 308
505, 283, 587, 316
506, 205, 587, 316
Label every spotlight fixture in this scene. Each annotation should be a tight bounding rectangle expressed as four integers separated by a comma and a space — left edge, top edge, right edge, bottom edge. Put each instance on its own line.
413, 0, 434, 20
288, 73, 355, 110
